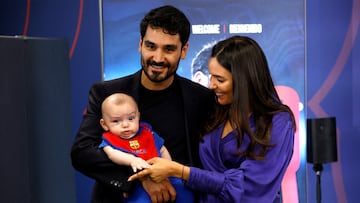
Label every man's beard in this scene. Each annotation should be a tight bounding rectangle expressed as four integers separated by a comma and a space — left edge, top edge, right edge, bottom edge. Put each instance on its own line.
141, 58, 180, 83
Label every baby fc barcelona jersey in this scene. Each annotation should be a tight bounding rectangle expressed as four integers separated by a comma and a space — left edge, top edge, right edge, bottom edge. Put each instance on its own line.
101, 122, 162, 160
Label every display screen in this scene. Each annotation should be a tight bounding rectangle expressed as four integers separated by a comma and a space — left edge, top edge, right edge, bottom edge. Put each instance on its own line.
101, 1, 306, 202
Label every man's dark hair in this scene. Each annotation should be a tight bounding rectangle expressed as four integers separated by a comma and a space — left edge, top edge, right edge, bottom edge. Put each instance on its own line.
140, 5, 191, 47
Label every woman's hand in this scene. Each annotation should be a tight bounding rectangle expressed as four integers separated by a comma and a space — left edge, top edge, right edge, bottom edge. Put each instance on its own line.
128, 157, 182, 183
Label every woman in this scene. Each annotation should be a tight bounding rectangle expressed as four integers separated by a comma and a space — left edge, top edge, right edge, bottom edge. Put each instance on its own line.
129, 36, 296, 203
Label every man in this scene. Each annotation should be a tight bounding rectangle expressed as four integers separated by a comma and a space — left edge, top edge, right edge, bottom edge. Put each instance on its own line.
190, 42, 216, 87
71, 5, 215, 203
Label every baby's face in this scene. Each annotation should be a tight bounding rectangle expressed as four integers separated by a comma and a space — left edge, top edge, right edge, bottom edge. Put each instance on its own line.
103, 103, 140, 139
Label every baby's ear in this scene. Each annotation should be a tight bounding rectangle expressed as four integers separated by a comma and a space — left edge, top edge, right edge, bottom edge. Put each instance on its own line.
100, 119, 109, 131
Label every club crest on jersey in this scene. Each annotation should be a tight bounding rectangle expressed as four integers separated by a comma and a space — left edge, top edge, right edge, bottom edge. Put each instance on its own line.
129, 140, 140, 149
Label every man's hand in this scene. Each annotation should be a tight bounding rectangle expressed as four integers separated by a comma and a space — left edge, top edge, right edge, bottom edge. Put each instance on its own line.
141, 177, 176, 203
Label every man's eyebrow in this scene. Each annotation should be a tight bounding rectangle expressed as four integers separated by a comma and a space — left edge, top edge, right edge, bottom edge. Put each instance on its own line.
144, 40, 178, 49
164, 44, 178, 49
144, 40, 154, 45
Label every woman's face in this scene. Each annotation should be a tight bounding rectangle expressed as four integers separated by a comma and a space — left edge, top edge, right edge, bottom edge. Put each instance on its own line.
208, 57, 233, 105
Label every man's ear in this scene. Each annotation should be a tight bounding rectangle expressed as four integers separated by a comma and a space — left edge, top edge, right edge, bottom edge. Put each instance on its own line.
180, 42, 189, 59
193, 71, 209, 87
138, 37, 142, 52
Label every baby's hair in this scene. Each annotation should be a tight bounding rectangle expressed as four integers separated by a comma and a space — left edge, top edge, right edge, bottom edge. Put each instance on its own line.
101, 93, 138, 114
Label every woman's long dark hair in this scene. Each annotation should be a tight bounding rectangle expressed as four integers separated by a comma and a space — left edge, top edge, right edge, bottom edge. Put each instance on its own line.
204, 36, 296, 160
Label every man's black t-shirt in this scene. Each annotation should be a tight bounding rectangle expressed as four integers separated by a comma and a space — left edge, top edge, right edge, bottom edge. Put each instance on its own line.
138, 79, 189, 165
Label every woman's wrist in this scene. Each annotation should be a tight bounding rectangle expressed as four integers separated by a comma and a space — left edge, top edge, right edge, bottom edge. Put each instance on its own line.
182, 165, 190, 181
172, 162, 189, 180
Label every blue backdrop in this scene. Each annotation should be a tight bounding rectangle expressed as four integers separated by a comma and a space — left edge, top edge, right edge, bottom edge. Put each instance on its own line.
1, 0, 359, 203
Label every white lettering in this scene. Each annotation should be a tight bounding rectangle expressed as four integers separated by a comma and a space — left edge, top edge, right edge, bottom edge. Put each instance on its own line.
229, 24, 262, 33
192, 24, 221, 34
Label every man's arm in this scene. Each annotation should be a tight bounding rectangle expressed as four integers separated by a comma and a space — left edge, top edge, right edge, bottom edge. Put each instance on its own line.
70, 82, 176, 202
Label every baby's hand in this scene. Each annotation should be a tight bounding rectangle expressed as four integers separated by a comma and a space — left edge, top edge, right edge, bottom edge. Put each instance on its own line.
130, 157, 150, 172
